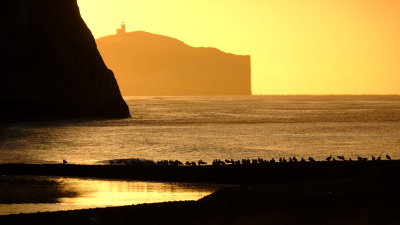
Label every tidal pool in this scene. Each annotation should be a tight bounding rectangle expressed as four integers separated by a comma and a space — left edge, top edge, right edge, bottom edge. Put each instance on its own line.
0, 176, 223, 215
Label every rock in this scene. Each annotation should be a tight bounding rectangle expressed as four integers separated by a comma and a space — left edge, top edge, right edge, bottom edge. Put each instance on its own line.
97, 27, 252, 96
0, 0, 130, 121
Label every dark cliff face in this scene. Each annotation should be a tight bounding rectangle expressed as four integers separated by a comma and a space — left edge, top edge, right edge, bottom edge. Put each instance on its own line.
97, 31, 252, 96
0, 0, 130, 121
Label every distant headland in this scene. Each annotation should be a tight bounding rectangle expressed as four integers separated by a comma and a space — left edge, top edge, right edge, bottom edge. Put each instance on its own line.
96, 23, 252, 96
0, 0, 130, 121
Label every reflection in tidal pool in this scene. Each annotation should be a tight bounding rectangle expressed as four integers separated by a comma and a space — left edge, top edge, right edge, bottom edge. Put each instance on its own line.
0, 176, 223, 215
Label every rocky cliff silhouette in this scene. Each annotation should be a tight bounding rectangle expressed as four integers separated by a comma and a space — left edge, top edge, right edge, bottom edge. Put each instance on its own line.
0, 0, 130, 121
97, 28, 252, 96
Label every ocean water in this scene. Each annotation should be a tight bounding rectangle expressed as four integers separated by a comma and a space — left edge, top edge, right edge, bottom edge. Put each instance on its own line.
0, 95, 399, 164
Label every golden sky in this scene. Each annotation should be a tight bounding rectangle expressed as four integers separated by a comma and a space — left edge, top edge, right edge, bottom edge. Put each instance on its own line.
78, 0, 400, 94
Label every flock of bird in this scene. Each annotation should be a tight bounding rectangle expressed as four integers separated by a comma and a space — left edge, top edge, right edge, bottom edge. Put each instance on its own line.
210, 154, 393, 166
325, 154, 392, 162
86, 154, 394, 166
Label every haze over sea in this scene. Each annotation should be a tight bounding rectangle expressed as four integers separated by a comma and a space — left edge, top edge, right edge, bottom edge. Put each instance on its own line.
1, 95, 399, 164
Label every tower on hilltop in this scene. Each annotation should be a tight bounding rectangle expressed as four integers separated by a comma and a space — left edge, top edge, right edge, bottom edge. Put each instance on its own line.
116, 22, 126, 35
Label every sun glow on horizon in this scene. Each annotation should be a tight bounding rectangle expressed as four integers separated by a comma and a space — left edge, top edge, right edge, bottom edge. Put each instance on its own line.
78, 0, 400, 95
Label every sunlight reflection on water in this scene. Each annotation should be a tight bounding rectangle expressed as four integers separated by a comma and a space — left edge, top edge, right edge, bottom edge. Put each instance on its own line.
0, 176, 223, 215
1, 96, 400, 164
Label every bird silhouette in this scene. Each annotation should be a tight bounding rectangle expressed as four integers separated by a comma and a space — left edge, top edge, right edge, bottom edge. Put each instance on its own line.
337, 155, 345, 161
386, 154, 392, 160
62, 159, 68, 164
270, 158, 276, 163
198, 160, 207, 165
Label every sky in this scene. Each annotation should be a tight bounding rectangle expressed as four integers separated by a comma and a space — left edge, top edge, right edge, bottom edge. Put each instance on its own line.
78, 0, 400, 95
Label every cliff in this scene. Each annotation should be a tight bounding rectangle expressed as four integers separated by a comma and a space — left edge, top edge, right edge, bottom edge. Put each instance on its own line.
96, 30, 252, 96
0, 0, 130, 121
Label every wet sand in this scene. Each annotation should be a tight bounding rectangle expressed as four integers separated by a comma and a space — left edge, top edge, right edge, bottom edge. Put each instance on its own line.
1, 161, 399, 224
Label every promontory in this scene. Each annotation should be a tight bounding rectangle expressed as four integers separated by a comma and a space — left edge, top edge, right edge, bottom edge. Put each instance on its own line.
96, 24, 252, 96
0, 0, 130, 121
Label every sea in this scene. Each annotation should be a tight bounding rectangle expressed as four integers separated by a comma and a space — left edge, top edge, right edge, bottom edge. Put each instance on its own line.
1, 95, 400, 164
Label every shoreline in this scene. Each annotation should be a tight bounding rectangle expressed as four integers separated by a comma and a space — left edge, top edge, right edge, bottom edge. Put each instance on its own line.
1, 161, 399, 224
0, 160, 400, 225
1, 160, 399, 184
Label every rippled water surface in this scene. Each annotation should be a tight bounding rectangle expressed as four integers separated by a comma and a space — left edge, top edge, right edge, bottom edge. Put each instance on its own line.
0, 176, 221, 215
1, 95, 399, 163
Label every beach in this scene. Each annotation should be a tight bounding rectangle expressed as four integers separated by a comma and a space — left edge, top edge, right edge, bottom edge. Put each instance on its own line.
1, 94, 399, 224
1, 160, 399, 224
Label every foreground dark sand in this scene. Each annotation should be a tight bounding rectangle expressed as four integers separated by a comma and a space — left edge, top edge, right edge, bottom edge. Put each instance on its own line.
1, 161, 399, 225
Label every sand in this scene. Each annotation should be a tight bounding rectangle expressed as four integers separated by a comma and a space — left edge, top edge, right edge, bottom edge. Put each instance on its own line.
0, 160, 399, 225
